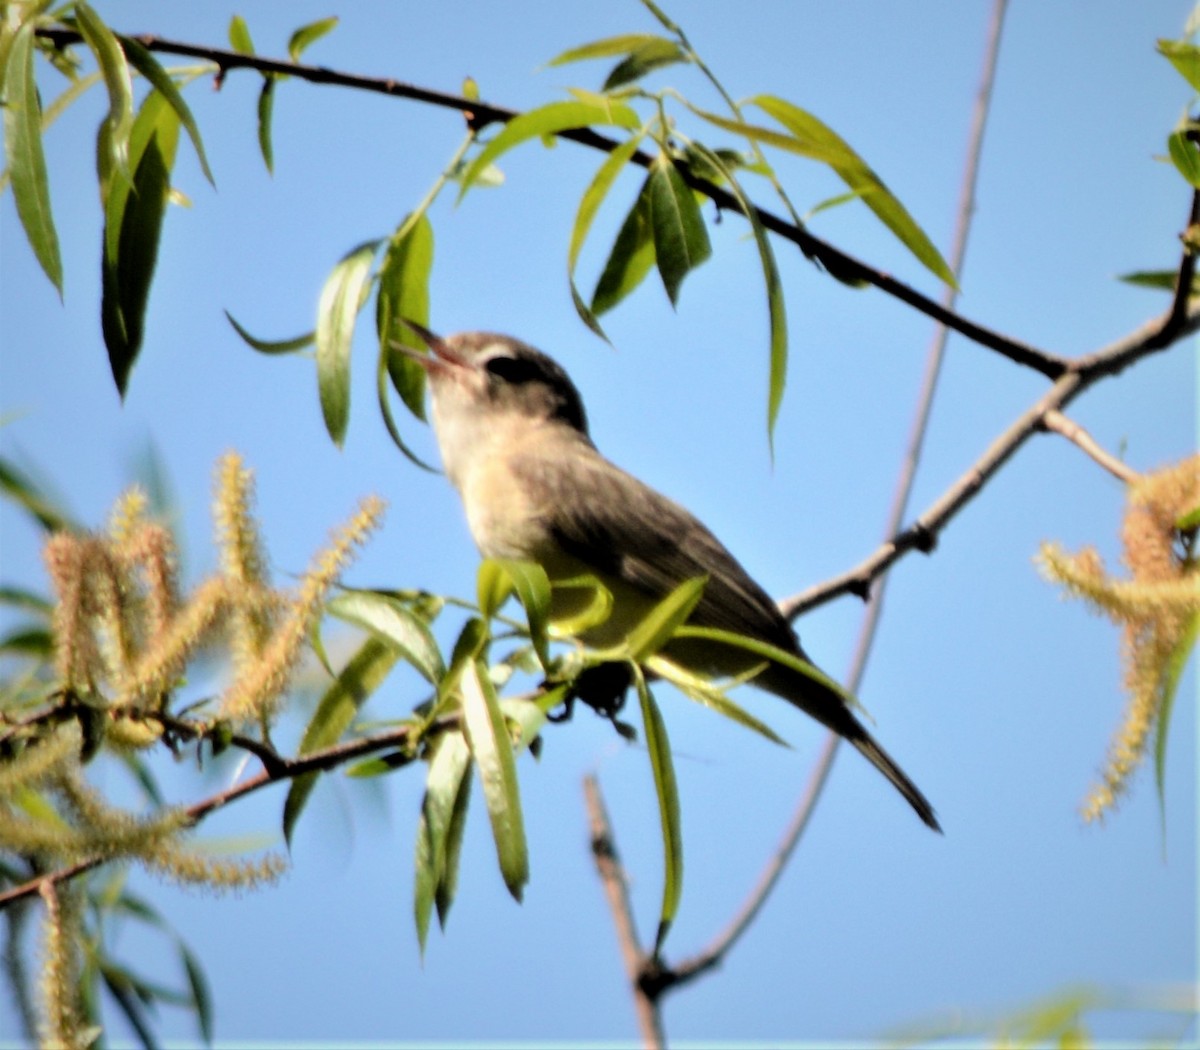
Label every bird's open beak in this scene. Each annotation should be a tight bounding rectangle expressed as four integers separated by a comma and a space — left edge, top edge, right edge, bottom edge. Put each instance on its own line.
392, 320, 472, 375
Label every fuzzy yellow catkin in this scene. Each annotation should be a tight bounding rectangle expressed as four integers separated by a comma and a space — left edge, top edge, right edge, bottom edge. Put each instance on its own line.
37, 881, 85, 1050
218, 494, 386, 724
145, 845, 289, 890
0, 723, 81, 797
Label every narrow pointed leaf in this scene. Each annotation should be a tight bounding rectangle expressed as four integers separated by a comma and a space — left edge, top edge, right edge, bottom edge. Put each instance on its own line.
635, 671, 682, 954
288, 16, 339, 62
591, 183, 657, 315
752, 95, 955, 286
3, 22, 62, 295
119, 36, 215, 186
646, 153, 711, 306
458, 99, 641, 198
1117, 270, 1200, 295
376, 347, 440, 472
625, 576, 707, 662
282, 637, 400, 847
602, 39, 686, 91
435, 755, 473, 927
687, 141, 788, 447
101, 95, 179, 396
646, 653, 788, 746
376, 213, 434, 421
569, 131, 644, 337
434, 616, 490, 712
547, 33, 676, 67
327, 588, 445, 684
476, 560, 514, 620
414, 729, 471, 952
178, 944, 213, 1044
460, 659, 528, 900
224, 311, 314, 354
1154, 608, 1199, 832
0, 456, 78, 534
257, 76, 276, 173
1167, 129, 1200, 189
316, 239, 381, 446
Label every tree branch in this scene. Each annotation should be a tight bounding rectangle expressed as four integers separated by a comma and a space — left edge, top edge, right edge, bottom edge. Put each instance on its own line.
34, 24, 1069, 378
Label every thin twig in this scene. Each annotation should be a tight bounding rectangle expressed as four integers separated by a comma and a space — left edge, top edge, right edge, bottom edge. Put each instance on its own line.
1041, 411, 1140, 485
32, 25, 1068, 378
583, 776, 664, 1050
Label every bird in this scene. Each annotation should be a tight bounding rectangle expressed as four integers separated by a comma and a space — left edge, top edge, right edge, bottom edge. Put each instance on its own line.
399, 323, 940, 832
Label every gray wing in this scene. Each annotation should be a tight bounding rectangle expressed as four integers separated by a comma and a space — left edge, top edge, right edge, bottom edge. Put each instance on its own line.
512, 445, 800, 655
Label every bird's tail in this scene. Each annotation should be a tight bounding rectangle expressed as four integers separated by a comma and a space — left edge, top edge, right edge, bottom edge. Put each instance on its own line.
845, 724, 941, 833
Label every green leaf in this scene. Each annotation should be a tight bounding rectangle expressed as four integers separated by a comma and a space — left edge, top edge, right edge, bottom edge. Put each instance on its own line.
101, 92, 180, 397
460, 659, 528, 901
257, 75, 276, 174
316, 239, 381, 447
546, 574, 614, 637
1167, 128, 1200, 188
3, 21, 63, 296
568, 131, 645, 338
1176, 502, 1200, 531
119, 36, 214, 186
499, 696, 551, 755
376, 212, 435, 421
326, 588, 445, 683
547, 33, 677, 67
591, 183, 657, 315
1117, 270, 1200, 296
376, 346, 440, 472
414, 729, 472, 952
687, 103, 859, 166
0, 625, 53, 657
1154, 608, 1199, 834
288, 16, 339, 62
476, 560, 514, 620
624, 576, 708, 662
178, 943, 213, 1045
752, 95, 956, 286
282, 637, 400, 847
458, 98, 641, 198
75, 1, 134, 199
686, 141, 788, 448
434, 616, 490, 713
228, 15, 255, 54
1158, 38, 1200, 92
224, 311, 315, 354
0, 457, 77, 533
646, 152, 712, 306
603, 39, 687, 91
635, 670, 681, 954
0, 585, 53, 616
645, 653, 788, 746
492, 560, 553, 669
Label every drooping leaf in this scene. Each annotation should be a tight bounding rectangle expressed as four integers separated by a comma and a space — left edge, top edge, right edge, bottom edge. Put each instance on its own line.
0, 457, 77, 533
3, 21, 62, 295
591, 183, 657, 315
686, 141, 788, 448
1154, 608, 1199, 834
178, 943, 213, 1045
635, 670, 681, 954
224, 311, 314, 354
624, 575, 708, 662
257, 76, 276, 173
1117, 270, 1200, 295
315, 239, 381, 446
568, 131, 645, 337
326, 588, 445, 684
287, 16, 339, 62
434, 616, 490, 713
460, 659, 528, 901
119, 36, 214, 185
376, 348, 440, 472
101, 92, 180, 396
376, 213, 434, 421
75, 1, 134, 198
602, 38, 687, 91
414, 729, 472, 952
646, 152, 712, 306
752, 95, 956, 286
476, 560, 514, 621
282, 637, 400, 847
492, 560, 553, 669
1158, 38, 1200, 92
458, 98, 641, 198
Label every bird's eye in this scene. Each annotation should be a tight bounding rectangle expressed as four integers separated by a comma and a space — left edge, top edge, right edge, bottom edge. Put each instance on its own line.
484, 355, 540, 385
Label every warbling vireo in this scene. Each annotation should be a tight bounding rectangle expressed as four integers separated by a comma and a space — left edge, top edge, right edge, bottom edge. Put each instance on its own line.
401, 324, 940, 832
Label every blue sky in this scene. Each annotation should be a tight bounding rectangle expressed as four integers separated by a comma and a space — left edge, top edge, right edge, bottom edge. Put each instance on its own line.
1, 1, 1197, 1045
